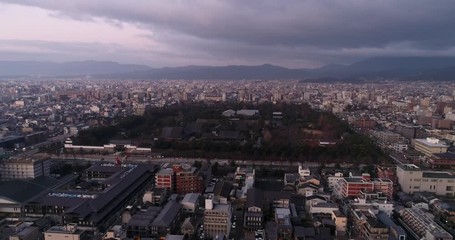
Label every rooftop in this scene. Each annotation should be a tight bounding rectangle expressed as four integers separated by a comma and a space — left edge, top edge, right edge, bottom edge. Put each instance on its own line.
422, 171, 455, 179
414, 138, 447, 148
181, 193, 200, 204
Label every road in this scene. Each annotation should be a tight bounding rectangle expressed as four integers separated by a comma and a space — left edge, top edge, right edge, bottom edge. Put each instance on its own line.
47, 153, 366, 168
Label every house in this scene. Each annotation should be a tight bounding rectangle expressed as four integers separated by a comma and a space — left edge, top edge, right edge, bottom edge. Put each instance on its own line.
296, 183, 319, 197
180, 217, 196, 237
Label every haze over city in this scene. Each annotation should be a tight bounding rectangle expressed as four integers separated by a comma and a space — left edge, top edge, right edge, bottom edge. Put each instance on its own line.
2, 1, 455, 68
2, 1, 455, 240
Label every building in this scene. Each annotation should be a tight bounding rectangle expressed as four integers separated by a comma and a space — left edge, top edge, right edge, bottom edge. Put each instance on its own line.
412, 138, 448, 156
327, 172, 344, 190
351, 192, 394, 216
155, 163, 211, 194
244, 188, 264, 230
180, 217, 196, 237
396, 164, 455, 196
375, 131, 405, 145
309, 203, 339, 215
6, 223, 41, 240
298, 163, 310, 178
126, 201, 183, 239
428, 152, 455, 169
372, 178, 394, 200
0, 176, 64, 217
102, 225, 123, 240
173, 164, 205, 194
234, 165, 255, 189
143, 187, 168, 206
0, 157, 50, 181
334, 177, 372, 198
203, 199, 232, 239
44, 224, 88, 240
331, 210, 347, 234
399, 208, 453, 240
376, 165, 398, 185
275, 208, 292, 239
24, 163, 158, 232
351, 209, 389, 240
392, 142, 409, 152
149, 201, 183, 238
156, 168, 174, 191
181, 193, 200, 213
334, 175, 393, 200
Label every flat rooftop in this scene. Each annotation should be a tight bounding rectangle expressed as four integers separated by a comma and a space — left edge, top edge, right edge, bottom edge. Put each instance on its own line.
414, 138, 447, 148
422, 171, 455, 179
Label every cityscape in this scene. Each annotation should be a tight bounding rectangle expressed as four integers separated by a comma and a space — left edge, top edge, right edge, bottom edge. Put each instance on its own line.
1, 1, 455, 240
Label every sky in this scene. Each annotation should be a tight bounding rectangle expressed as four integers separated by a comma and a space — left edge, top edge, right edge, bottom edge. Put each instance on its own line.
1, 1, 455, 68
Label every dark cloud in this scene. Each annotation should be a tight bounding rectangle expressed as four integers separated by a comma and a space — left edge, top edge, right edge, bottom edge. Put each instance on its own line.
2, 0, 455, 67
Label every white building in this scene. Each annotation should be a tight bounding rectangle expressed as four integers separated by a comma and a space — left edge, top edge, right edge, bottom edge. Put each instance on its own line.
44, 224, 87, 240
298, 163, 310, 178
397, 164, 455, 196
327, 172, 344, 189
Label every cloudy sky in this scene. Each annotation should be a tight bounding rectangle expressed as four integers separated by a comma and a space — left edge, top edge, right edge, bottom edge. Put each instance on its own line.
1, 1, 455, 68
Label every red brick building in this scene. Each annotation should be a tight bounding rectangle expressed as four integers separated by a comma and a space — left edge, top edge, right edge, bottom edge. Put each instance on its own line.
173, 164, 205, 194
155, 163, 211, 194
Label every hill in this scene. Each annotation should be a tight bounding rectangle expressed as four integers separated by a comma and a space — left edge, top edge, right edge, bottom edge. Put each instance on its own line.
2, 57, 455, 81
0, 60, 151, 76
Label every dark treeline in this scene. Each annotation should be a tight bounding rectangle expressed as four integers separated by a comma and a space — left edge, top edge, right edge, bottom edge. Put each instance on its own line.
72, 102, 387, 163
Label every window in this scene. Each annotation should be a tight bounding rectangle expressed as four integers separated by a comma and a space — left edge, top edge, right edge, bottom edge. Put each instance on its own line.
446, 186, 453, 191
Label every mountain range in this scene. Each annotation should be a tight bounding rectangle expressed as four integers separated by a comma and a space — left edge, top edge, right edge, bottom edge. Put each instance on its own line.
1, 57, 455, 81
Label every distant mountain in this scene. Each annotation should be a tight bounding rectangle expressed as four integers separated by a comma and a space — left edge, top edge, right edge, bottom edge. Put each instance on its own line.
109, 57, 455, 81
109, 64, 304, 80
301, 56, 455, 81
2, 57, 455, 81
0, 60, 151, 76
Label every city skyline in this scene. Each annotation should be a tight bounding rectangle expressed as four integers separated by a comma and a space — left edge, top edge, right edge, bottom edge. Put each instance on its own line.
2, 1, 455, 68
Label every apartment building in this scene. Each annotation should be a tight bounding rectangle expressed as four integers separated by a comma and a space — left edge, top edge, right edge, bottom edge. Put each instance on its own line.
155, 168, 174, 190
0, 157, 50, 181
203, 199, 232, 239
396, 164, 455, 196
155, 163, 211, 194
173, 164, 205, 194
334, 177, 393, 200
375, 131, 405, 145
